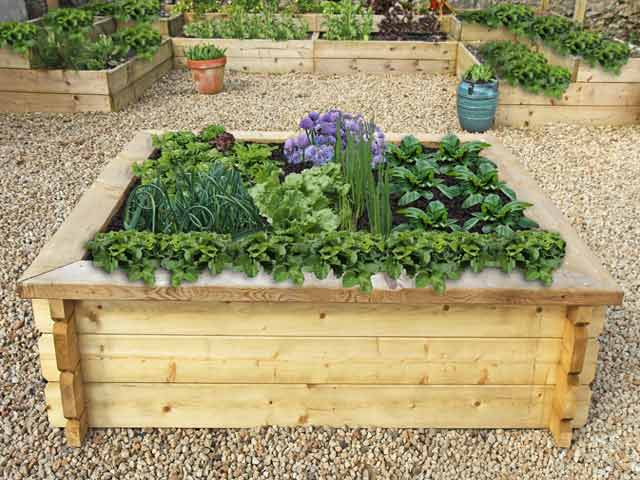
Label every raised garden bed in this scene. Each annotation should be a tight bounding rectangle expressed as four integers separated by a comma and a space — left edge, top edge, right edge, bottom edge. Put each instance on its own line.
0, 39, 173, 112
457, 42, 640, 127
116, 14, 185, 38
18, 126, 622, 448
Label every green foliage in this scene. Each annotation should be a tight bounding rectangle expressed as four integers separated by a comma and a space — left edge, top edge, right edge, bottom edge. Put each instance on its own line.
288, 0, 324, 13
87, 229, 566, 291
459, 5, 631, 74
183, 5, 307, 40
391, 158, 456, 206
185, 43, 227, 60
448, 162, 515, 208
250, 163, 345, 234
43, 8, 94, 34
112, 23, 162, 60
480, 41, 571, 99
463, 193, 538, 235
464, 64, 495, 83
432, 133, 491, 173
399, 201, 461, 232
77, 35, 130, 70
385, 135, 426, 167
82, 1, 118, 17
174, 0, 222, 15
30, 29, 91, 70
113, 0, 160, 22
0, 21, 38, 54
322, 0, 373, 41
124, 162, 264, 235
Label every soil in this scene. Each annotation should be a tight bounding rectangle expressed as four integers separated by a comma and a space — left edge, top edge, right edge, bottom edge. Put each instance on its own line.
371, 32, 449, 42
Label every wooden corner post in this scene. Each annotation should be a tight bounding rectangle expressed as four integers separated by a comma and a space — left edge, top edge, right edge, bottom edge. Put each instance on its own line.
549, 306, 593, 447
49, 299, 87, 447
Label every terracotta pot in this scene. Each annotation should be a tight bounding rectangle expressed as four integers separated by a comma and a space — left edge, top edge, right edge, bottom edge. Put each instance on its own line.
187, 57, 227, 95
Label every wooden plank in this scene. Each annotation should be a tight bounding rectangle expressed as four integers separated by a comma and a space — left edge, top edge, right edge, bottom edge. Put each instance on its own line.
568, 306, 593, 326
39, 334, 598, 386
573, 0, 587, 23
110, 57, 173, 111
458, 22, 517, 42
455, 42, 479, 79
576, 58, 640, 83
52, 317, 80, 371
549, 410, 573, 447
108, 39, 173, 94
60, 367, 85, 418
499, 82, 640, 107
496, 105, 640, 127
314, 58, 452, 75
44, 382, 590, 429
172, 37, 313, 59
551, 365, 579, 419
48, 299, 74, 321
560, 320, 588, 374
35, 301, 566, 337
18, 131, 153, 282
173, 54, 314, 74
0, 68, 110, 95
0, 91, 113, 113
65, 409, 88, 447
446, 15, 461, 40
314, 40, 457, 60
0, 47, 32, 69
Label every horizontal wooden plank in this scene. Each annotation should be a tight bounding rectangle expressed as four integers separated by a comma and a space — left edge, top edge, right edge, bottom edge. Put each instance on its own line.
457, 21, 517, 42
314, 40, 457, 60
0, 46, 32, 68
496, 105, 640, 127
44, 382, 591, 428
0, 68, 110, 95
174, 54, 313, 74
314, 58, 452, 75
0, 91, 112, 112
111, 57, 173, 111
576, 58, 640, 83
172, 37, 313, 58
38, 333, 598, 385
499, 82, 640, 107
34, 300, 569, 337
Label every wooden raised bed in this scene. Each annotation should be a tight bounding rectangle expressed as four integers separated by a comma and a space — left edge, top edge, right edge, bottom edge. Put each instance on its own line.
0, 39, 173, 113
18, 130, 622, 448
456, 42, 640, 127
116, 14, 185, 37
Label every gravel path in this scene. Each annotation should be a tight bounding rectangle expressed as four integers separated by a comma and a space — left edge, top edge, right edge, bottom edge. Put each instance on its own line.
1, 70, 639, 479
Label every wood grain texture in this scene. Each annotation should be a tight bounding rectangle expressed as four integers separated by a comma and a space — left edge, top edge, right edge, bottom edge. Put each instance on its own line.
499, 83, 640, 107
38, 333, 598, 385
110, 57, 173, 111
60, 367, 85, 418
576, 58, 640, 83
496, 105, 640, 128
44, 382, 591, 429
48, 299, 74, 321
52, 317, 80, 372
314, 58, 452, 75
0, 47, 32, 68
65, 409, 88, 448
314, 40, 457, 60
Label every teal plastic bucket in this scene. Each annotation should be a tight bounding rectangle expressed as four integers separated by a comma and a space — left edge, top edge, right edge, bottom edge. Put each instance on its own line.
456, 79, 499, 133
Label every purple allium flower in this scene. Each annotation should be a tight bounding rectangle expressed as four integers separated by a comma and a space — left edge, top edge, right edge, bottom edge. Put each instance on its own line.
308, 111, 320, 121
317, 122, 337, 136
299, 116, 314, 130
294, 133, 309, 148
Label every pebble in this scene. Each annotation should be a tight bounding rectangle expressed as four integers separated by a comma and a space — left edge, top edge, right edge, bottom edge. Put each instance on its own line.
0, 70, 639, 479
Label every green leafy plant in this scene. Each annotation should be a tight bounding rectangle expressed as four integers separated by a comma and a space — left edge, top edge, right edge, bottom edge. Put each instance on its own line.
551, 29, 630, 74
112, 23, 162, 60
527, 14, 574, 42
391, 158, 456, 206
82, 1, 118, 17
174, 0, 222, 15
464, 64, 495, 83
480, 41, 571, 99
43, 8, 95, 34
399, 201, 461, 232
322, 0, 373, 41
113, 0, 160, 22
463, 193, 538, 235
78, 35, 130, 70
458, 3, 534, 36
87, 229, 566, 291
184, 4, 307, 40
125, 162, 264, 235
30, 29, 91, 70
385, 135, 426, 167
0, 21, 38, 54
185, 43, 226, 60
448, 162, 515, 209
431, 134, 491, 173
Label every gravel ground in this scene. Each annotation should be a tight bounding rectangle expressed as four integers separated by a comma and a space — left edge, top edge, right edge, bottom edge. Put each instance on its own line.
1, 70, 639, 479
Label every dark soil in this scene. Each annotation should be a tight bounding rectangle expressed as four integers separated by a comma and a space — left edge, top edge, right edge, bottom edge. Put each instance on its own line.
371, 31, 449, 42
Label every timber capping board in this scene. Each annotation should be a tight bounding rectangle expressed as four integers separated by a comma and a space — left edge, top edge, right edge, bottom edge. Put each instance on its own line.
17, 130, 622, 304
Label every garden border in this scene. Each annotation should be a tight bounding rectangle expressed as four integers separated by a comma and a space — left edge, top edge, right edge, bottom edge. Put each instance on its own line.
17, 130, 622, 448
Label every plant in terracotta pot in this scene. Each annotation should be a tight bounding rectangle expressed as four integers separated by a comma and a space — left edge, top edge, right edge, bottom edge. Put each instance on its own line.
185, 44, 227, 95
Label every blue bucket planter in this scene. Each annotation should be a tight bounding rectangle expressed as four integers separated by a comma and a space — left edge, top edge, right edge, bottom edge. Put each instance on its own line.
456, 78, 499, 133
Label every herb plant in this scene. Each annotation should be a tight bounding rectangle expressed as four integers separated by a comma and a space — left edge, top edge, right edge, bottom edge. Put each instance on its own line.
0, 21, 38, 54
173, 0, 222, 15
82, 1, 118, 17
480, 41, 571, 99
322, 0, 373, 41
43, 8, 95, 34
464, 64, 495, 83
185, 43, 227, 60
112, 24, 162, 60
113, 0, 160, 22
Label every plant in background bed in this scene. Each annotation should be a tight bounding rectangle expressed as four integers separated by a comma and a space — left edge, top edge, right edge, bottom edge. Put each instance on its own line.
458, 3, 534, 35
0, 21, 38, 55
113, 24, 162, 60
82, 1, 118, 17
113, 0, 161, 23
377, 0, 446, 41
174, 0, 222, 15
43, 8, 95, 34
322, 0, 373, 41
480, 41, 570, 99
185, 43, 227, 94
457, 64, 498, 133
